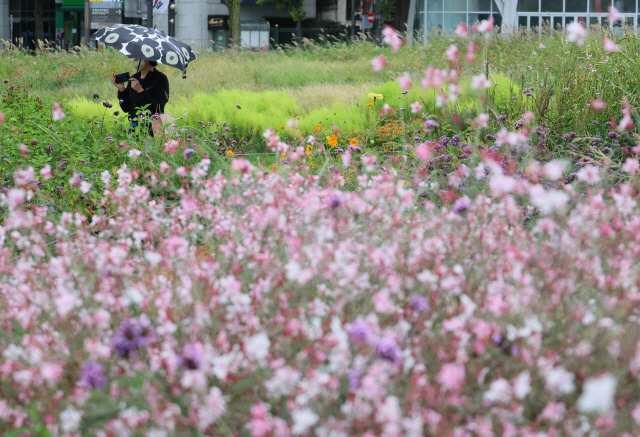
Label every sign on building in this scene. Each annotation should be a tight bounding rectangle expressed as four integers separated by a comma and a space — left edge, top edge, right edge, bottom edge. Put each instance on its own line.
90, 0, 122, 29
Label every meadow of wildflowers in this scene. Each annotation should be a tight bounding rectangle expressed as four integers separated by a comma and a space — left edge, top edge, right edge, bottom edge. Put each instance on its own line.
3, 12, 640, 436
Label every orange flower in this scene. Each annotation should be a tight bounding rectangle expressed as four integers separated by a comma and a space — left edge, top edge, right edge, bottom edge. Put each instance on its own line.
280, 152, 286, 160
366, 102, 374, 108
279, 124, 285, 130
326, 134, 338, 148
226, 150, 234, 156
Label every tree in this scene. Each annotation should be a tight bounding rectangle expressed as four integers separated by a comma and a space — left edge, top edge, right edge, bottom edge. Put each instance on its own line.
222, 0, 242, 48
34, 0, 45, 48
258, 0, 306, 44
494, 0, 519, 34
379, 0, 411, 37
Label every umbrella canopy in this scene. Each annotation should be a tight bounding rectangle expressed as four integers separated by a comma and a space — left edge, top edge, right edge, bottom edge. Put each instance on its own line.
92, 24, 197, 77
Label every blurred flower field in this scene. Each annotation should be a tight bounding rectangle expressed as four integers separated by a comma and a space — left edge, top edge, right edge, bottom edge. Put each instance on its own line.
3, 15, 640, 437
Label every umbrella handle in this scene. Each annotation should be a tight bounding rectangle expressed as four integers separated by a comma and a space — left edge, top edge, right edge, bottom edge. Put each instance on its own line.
182, 69, 187, 79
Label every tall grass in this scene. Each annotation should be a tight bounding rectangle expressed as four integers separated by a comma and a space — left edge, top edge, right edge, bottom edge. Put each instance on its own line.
5, 26, 640, 141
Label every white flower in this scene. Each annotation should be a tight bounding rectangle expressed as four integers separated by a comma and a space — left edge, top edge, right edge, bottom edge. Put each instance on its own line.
514, 371, 531, 400
291, 408, 319, 435
566, 21, 587, 45
128, 149, 142, 157
60, 406, 83, 433
577, 373, 617, 414
80, 181, 92, 194
576, 165, 600, 185
545, 366, 575, 394
245, 332, 270, 362
483, 378, 512, 404
543, 160, 567, 180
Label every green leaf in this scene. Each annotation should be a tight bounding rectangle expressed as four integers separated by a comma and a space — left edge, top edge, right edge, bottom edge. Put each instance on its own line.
81, 410, 119, 432
4, 427, 31, 437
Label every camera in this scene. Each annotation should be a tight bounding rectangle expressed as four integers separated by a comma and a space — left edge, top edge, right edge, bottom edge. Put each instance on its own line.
114, 72, 131, 84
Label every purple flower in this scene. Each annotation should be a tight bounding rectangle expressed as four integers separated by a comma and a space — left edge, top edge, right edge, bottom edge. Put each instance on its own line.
102, 101, 113, 108
409, 294, 429, 312
491, 333, 503, 346
183, 148, 196, 159
424, 119, 437, 128
111, 317, 152, 359
376, 337, 401, 363
452, 196, 471, 214
178, 343, 201, 371
92, 92, 100, 99
346, 319, 371, 342
327, 193, 343, 209
80, 361, 108, 389
348, 368, 362, 389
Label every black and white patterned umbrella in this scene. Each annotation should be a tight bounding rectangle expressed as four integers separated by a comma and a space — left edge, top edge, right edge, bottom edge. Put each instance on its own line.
92, 24, 197, 77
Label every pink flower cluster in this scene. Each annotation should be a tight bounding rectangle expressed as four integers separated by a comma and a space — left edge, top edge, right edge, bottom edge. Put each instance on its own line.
1, 151, 640, 435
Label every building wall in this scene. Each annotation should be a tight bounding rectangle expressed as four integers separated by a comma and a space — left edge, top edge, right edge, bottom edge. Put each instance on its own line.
0, 0, 9, 42
172, 0, 315, 48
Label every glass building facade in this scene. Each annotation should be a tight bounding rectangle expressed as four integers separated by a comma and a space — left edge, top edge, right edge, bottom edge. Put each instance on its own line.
416, 0, 637, 36
416, 0, 501, 35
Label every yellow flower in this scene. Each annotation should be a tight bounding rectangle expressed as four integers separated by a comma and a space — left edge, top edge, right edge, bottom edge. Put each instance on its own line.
366, 102, 374, 108
368, 93, 383, 100
226, 150, 234, 156
316, 122, 322, 131
305, 144, 312, 156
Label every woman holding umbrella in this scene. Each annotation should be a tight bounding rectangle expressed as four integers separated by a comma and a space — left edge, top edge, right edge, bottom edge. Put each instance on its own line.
112, 58, 169, 135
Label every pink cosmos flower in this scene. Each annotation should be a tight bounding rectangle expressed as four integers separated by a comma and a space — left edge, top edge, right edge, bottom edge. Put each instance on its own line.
371, 54, 388, 72
445, 44, 458, 61
40, 164, 53, 180
477, 16, 494, 34
398, 72, 412, 90
372, 291, 394, 313
566, 21, 586, 46
382, 25, 403, 52
475, 113, 489, 128
80, 181, 92, 194
590, 98, 607, 112
619, 111, 633, 132
51, 102, 65, 121
415, 143, 431, 162
467, 43, 476, 63
382, 103, 394, 114
455, 22, 468, 38
437, 363, 465, 392
164, 140, 179, 154
230, 158, 254, 173
541, 402, 566, 423
608, 5, 621, 23
410, 101, 422, 114
471, 74, 491, 90
622, 158, 639, 174
0, 112, 5, 125
13, 167, 34, 186
576, 165, 601, 185
603, 37, 620, 52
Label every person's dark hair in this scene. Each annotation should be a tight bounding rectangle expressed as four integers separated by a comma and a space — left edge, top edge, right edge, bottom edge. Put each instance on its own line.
149, 60, 158, 67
